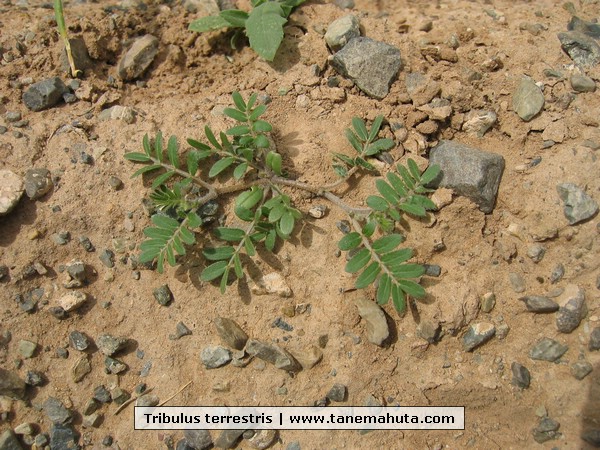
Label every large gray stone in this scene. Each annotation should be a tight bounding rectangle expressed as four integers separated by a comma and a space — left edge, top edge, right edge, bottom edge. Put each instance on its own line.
529, 338, 568, 362
512, 76, 544, 121
428, 140, 505, 213
0, 170, 24, 216
0, 368, 26, 400
245, 339, 301, 372
462, 322, 495, 351
330, 37, 402, 99
325, 15, 360, 51
117, 34, 159, 81
184, 430, 212, 450
200, 345, 232, 369
556, 183, 598, 225
353, 297, 389, 346
22, 77, 68, 111
558, 31, 600, 67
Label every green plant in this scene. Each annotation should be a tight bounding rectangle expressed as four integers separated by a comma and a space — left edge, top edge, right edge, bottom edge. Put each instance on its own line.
125, 92, 440, 314
54, 0, 82, 77
188, 0, 306, 61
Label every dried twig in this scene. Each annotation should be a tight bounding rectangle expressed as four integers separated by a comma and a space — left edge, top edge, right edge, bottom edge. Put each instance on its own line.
159, 380, 192, 407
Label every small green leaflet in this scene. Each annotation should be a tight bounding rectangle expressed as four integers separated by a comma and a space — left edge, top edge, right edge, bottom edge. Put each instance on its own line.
188, 15, 231, 33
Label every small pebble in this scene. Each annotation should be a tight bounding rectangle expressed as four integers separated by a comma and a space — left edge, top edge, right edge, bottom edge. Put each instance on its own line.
108, 176, 123, 191
79, 236, 95, 252
99, 249, 115, 268
571, 361, 593, 380
153, 284, 173, 306
550, 264, 564, 284
509, 272, 526, 293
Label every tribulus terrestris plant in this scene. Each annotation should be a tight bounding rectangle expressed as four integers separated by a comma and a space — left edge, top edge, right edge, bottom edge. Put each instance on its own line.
125, 92, 440, 315
188, 0, 306, 61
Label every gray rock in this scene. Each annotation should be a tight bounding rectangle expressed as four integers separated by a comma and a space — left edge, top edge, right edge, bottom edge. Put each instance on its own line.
550, 263, 565, 284
59, 38, 93, 73
215, 430, 245, 449
200, 345, 232, 369
272, 317, 293, 331
153, 284, 173, 306
511, 362, 531, 388
529, 338, 568, 361
0, 368, 26, 399
519, 296, 559, 313
184, 0, 219, 14
428, 140, 505, 213
214, 317, 248, 350
558, 31, 600, 66
49, 424, 78, 450
557, 182, 598, 225
82, 399, 99, 416
325, 15, 360, 51
556, 285, 586, 333
93, 385, 112, 403
97, 334, 128, 356
334, 0, 354, 9
24, 370, 44, 386
99, 249, 115, 268
98, 105, 136, 124
184, 430, 213, 450
326, 384, 347, 402
416, 320, 441, 343
0, 265, 8, 281
582, 429, 600, 447
44, 397, 73, 425
353, 297, 389, 346
568, 16, 600, 38
117, 34, 159, 81
590, 327, 600, 351
290, 345, 322, 370
22, 77, 68, 111
5, 111, 21, 122
480, 292, 496, 313
136, 393, 160, 407
532, 417, 561, 443
69, 331, 91, 351
571, 360, 593, 380
286, 442, 301, 450
0, 170, 24, 216
82, 412, 102, 428
72, 355, 92, 382
423, 264, 441, 277
570, 74, 596, 92
34, 433, 50, 448
24, 168, 52, 200
0, 429, 23, 450
246, 430, 277, 450
245, 339, 301, 372
169, 321, 192, 340
526, 244, 546, 263
405, 72, 441, 107
105, 356, 127, 374
66, 260, 86, 284
512, 76, 544, 121
330, 37, 402, 99
111, 387, 130, 405
462, 322, 495, 351
18, 340, 37, 358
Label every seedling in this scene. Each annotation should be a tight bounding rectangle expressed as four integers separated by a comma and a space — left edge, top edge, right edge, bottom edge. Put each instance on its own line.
125, 92, 439, 314
54, 0, 82, 77
188, 0, 306, 61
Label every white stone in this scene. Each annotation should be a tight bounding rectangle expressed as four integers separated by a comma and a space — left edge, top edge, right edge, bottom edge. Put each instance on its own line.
0, 170, 24, 216
58, 291, 88, 312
